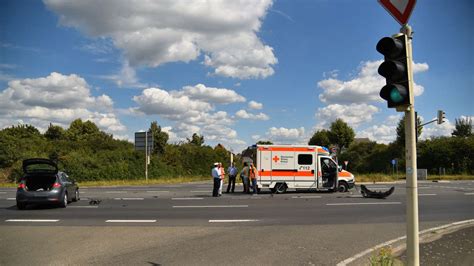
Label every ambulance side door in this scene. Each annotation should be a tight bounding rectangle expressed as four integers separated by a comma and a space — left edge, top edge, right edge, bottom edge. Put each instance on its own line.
294, 151, 316, 188
271, 150, 295, 184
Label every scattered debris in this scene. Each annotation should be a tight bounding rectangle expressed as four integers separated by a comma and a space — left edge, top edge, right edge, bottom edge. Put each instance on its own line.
89, 199, 102, 205
360, 185, 395, 199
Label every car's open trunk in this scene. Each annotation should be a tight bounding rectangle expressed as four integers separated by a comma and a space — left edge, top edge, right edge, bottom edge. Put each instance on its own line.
24, 174, 57, 191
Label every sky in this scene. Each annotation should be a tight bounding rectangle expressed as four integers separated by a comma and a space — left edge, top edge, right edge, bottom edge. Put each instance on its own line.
1, 0, 472, 152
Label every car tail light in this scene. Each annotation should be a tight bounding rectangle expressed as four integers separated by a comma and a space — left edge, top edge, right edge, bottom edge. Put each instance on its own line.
52, 183, 61, 188
18, 183, 26, 189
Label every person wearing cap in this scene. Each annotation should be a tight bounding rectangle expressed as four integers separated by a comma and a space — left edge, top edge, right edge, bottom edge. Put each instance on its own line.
211, 163, 220, 197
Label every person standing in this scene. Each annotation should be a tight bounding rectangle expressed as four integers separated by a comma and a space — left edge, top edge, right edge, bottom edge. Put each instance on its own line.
240, 162, 250, 193
218, 163, 225, 196
212, 163, 220, 197
226, 162, 238, 193
249, 163, 258, 194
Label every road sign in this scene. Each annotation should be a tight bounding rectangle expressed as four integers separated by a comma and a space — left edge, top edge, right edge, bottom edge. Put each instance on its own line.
378, 0, 416, 26
344, 161, 348, 166
135, 131, 153, 151
391, 159, 396, 165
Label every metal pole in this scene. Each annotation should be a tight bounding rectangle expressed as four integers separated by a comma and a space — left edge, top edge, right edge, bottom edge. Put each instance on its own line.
145, 131, 148, 182
402, 24, 419, 266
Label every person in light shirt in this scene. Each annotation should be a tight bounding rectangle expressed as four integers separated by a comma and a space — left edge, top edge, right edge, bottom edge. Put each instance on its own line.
211, 163, 221, 197
218, 163, 225, 196
226, 162, 238, 193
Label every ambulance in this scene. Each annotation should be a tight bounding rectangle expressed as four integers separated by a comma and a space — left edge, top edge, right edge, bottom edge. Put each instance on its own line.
241, 144, 355, 193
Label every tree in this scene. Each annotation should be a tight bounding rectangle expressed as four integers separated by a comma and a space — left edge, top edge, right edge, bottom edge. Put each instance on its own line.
187, 133, 204, 146
395, 114, 423, 146
308, 130, 331, 147
44, 123, 65, 140
150, 121, 169, 155
256, 140, 273, 145
452, 117, 472, 137
66, 119, 101, 140
328, 119, 355, 151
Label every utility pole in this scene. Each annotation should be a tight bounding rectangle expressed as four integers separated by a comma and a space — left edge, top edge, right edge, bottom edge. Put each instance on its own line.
401, 24, 419, 266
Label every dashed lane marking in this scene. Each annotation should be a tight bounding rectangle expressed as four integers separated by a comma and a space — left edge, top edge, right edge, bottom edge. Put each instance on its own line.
327, 202, 401, 206
6, 219, 59, 222
209, 219, 259, 223
465, 193, 474, 195
105, 220, 156, 223
292, 196, 322, 199
173, 205, 248, 208
106, 191, 127, 194
68, 206, 99, 208
0, 192, 6, 194
172, 197, 204, 200
7, 198, 15, 201
419, 193, 437, 196
113, 198, 144, 200
146, 191, 169, 193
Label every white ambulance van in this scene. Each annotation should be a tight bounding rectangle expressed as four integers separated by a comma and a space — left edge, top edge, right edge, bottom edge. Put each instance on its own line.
242, 144, 355, 193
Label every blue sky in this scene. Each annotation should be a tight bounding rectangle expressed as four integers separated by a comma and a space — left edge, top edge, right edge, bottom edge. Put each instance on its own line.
1, 0, 472, 151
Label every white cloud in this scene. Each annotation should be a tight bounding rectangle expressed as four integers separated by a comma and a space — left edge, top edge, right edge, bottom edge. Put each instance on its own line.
248, 100, 263, 110
420, 119, 455, 140
235, 109, 269, 121
174, 84, 245, 104
266, 127, 305, 143
318, 60, 428, 105
45, 0, 277, 79
315, 103, 379, 129
0, 72, 125, 133
357, 124, 397, 144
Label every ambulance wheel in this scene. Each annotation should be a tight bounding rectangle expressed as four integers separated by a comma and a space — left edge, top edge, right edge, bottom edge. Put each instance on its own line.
274, 183, 287, 194
338, 181, 349, 193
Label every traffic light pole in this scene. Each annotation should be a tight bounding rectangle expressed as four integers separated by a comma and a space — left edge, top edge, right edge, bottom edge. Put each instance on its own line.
401, 24, 419, 266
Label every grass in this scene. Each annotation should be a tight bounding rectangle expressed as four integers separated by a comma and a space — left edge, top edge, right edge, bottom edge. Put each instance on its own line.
0, 174, 472, 188
369, 246, 404, 266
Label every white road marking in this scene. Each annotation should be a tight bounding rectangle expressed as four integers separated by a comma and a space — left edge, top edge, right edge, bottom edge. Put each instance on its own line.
113, 198, 144, 200
292, 196, 322, 199
68, 206, 99, 208
6, 219, 59, 222
7, 198, 15, 200
172, 197, 204, 200
106, 191, 127, 194
106, 220, 156, 223
190, 190, 212, 193
165, 185, 182, 188
209, 219, 259, 223
327, 202, 401, 206
173, 205, 248, 208
0, 192, 7, 194
146, 191, 169, 193
337, 219, 474, 266
419, 193, 437, 196
465, 193, 474, 195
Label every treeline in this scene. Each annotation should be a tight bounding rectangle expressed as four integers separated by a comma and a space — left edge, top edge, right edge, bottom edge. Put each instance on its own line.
310, 117, 474, 175
0, 119, 230, 182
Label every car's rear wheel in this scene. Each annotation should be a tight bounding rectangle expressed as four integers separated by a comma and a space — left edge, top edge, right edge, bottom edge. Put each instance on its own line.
72, 189, 79, 202
274, 183, 287, 194
59, 193, 68, 208
17, 202, 26, 210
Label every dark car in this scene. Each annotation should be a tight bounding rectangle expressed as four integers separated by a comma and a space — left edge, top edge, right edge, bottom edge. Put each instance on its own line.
16, 158, 79, 209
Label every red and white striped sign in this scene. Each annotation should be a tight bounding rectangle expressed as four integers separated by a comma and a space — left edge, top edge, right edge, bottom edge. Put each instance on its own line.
378, 0, 417, 25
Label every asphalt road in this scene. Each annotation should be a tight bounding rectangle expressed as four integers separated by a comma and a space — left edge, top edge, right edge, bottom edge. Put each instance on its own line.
0, 180, 473, 265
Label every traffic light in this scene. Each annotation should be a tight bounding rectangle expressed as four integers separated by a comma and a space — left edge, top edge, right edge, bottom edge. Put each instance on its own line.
376, 34, 412, 109
437, 110, 446, 124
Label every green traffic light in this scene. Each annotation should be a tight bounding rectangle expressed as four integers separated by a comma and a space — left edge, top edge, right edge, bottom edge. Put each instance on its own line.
390, 87, 404, 102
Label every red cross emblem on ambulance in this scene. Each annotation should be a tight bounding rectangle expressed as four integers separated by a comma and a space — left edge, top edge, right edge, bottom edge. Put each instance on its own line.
273, 156, 280, 163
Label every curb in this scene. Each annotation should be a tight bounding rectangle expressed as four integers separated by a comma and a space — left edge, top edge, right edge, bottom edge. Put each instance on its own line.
337, 219, 474, 266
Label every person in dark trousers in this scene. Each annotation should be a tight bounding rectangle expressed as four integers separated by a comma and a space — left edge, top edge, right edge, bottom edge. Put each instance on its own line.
226, 162, 238, 193
240, 162, 250, 193
249, 163, 258, 194
212, 162, 221, 197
